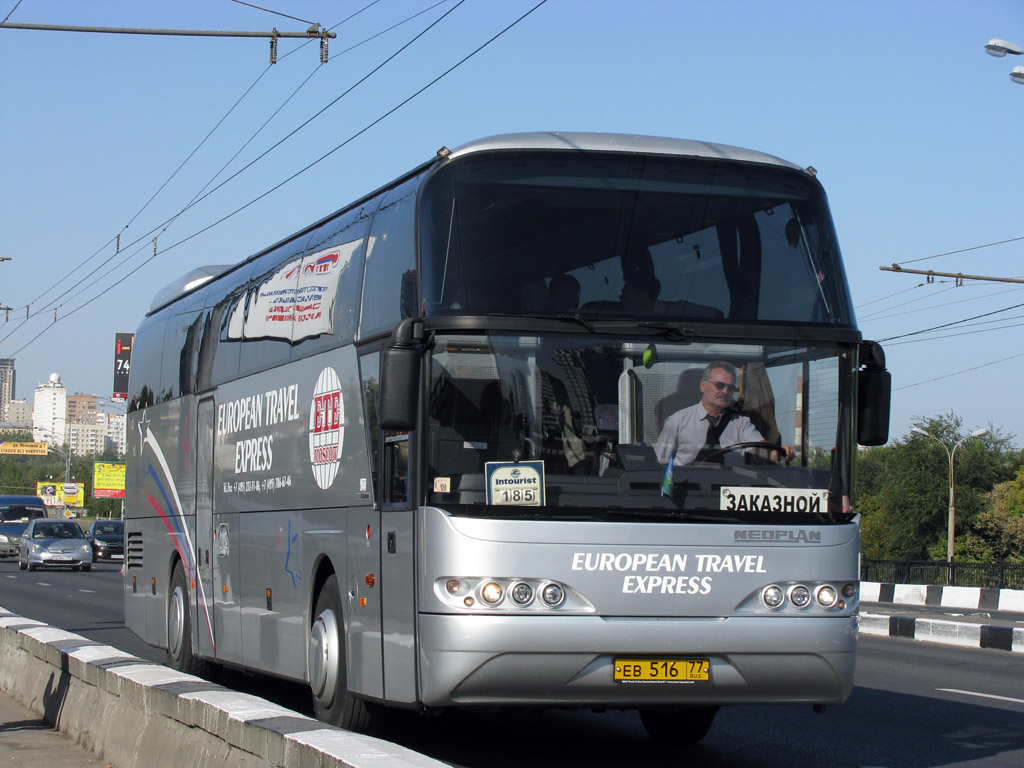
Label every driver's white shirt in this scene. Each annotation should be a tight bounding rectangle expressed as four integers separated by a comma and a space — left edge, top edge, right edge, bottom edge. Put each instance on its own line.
654, 402, 764, 466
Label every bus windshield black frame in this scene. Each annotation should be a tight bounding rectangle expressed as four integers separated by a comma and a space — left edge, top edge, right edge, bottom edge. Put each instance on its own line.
420, 150, 856, 328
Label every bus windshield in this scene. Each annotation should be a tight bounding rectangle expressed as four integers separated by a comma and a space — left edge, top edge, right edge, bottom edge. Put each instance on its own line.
421, 150, 854, 327
426, 332, 855, 523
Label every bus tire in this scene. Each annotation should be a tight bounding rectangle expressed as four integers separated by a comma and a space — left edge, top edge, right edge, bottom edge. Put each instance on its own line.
166, 560, 211, 678
640, 706, 718, 744
309, 574, 376, 733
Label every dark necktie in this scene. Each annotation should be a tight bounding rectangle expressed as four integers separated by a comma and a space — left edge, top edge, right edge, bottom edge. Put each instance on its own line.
696, 414, 724, 464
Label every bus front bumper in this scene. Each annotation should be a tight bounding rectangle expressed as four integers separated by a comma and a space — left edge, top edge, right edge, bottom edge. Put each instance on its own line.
416, 613, 857, 709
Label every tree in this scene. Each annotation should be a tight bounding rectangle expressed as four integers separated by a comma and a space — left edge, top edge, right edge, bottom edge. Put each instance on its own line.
856, 413, 1020, 560
957, 466, 1024, 563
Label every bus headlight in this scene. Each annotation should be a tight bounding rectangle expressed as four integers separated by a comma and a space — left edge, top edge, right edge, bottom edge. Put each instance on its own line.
540, 583, 565, 607
762, 585, 785, 608
480, 581, 504, 605
789, 585, 812, 608
815, 585, 838, 608
437, 577, 585, 611
510, 582, 534, 606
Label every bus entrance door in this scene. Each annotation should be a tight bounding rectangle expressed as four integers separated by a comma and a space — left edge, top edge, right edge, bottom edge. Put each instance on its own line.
195, 398, 216, 659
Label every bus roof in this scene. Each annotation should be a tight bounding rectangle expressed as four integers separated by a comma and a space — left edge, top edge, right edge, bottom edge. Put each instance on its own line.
148, 132, 808, 314
446, 132, 805, 172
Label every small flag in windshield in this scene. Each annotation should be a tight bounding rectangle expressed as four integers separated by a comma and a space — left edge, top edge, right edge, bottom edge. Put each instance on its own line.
660, 456, 674, 497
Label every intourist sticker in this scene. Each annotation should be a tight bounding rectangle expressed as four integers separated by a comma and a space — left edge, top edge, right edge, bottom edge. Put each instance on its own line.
309, 367, 344, 490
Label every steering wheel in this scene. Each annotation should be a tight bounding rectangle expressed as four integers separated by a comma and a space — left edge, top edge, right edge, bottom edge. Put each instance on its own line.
699, 441, 793, 466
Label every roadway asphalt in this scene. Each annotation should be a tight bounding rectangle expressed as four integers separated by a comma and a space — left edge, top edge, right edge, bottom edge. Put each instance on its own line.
1, 602, 1020, 768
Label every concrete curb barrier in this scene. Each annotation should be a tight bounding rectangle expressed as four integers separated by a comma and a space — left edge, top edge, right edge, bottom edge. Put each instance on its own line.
0, 606, 446, 768
859, 612, 1024, 653
860, 581, 1024, 612
859, 582, 1024, 654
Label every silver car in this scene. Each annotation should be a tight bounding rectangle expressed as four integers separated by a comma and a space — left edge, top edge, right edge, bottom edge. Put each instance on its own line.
18, 519, 93, 572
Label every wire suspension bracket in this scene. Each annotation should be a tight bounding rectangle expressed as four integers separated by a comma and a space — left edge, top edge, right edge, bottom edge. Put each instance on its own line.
0, 21, 337, 62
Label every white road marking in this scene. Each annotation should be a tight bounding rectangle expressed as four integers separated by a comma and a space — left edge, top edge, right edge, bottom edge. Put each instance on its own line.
936, 688, 1024, 705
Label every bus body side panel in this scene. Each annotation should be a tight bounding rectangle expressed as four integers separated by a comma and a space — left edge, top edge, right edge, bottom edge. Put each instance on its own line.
209, 347, 378, 688
415, 506, 858, 708
125, 396, 204, 654
381, 508, 418, 704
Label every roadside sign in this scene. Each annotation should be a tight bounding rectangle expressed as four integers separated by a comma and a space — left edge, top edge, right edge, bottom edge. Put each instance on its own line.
93, 461, 126, 499
0, 442, 49, 456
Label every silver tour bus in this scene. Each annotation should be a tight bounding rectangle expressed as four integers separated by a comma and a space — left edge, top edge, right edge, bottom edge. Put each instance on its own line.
124, 132, 890, 743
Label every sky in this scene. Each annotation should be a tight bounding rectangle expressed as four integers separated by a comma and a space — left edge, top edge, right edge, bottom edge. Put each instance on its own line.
1, 0, 1022, 444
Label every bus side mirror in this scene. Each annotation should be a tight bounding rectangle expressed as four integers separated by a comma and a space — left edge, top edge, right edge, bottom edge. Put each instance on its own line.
857, 341, 890, 447
379, 318, 424, 431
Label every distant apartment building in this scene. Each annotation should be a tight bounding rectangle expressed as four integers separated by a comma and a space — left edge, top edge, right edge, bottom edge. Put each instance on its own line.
5, 399, 32, 427
33, 373, 67, 446
101, 411, 127, 456
69, 420, 106, 456
67, 393, 99, 425
65, 394, 127, 457
0, 358, 14, 421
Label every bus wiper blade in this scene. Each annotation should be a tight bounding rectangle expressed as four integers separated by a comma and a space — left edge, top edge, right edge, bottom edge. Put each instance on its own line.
605, 509, 742, 523
637, 322, 696, 341
554, 313, 596, 333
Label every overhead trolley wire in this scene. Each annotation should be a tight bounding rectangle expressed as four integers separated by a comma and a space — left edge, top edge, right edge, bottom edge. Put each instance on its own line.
893, 350, 1024, 392
41, 0, 463, 325
860, 283, 1024, 323
2, 0, 387, 326
0, 0, 445, 347
892, 234, 1024, 266
884, 315, 1024, 346
5, 1, 549, 358
876, 300, 1024, 343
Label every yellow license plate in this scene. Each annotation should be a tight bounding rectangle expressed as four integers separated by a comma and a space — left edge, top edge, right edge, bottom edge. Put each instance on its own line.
614, 658, 710, 683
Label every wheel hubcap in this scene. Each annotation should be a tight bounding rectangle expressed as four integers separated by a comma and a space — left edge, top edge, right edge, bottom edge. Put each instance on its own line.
308, 607, 339, 706
168, 585, 185, 658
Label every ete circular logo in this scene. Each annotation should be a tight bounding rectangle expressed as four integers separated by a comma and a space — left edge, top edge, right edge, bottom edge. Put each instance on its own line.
309, 367, 344, 489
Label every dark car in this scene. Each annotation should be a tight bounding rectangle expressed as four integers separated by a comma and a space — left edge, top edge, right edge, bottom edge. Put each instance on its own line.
85, 519, 125, 562
0, 495, 49, 557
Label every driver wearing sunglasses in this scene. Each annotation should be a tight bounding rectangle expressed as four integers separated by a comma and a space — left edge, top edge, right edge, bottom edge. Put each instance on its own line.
655, 361, 794, 467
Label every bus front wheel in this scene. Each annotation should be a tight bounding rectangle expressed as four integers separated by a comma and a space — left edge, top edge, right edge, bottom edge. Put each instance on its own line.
640, 706, 718, 744
309, 575, 376, 733
166, 561, 211, 678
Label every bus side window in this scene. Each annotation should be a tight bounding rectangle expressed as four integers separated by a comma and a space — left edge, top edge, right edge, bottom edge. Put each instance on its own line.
129, 314, 166, 411
289, 207, 371, 362
384, 434, 409, 505
203, 266, 254, 388
238, 244, 304, 378
359, 175, 422, 340
359, 351, 381, 503
159, 287, 209, 402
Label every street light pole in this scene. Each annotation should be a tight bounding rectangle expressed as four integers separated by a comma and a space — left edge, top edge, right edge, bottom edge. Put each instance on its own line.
911, 426, 989, 562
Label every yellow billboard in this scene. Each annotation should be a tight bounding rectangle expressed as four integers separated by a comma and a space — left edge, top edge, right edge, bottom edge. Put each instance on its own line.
36, 481, 85, 508
93, 462, 126, 499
